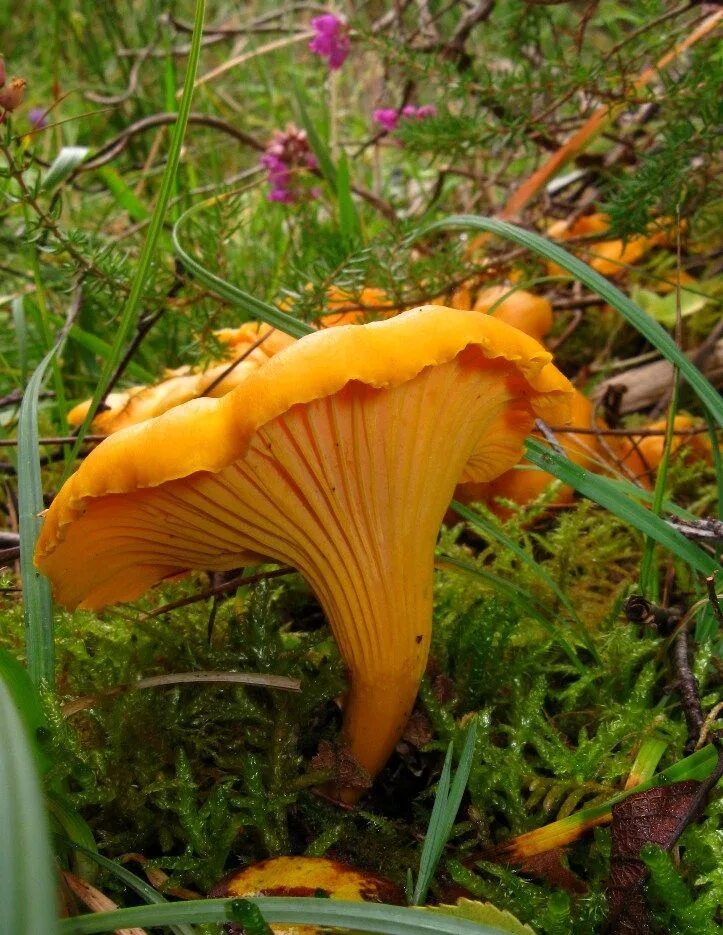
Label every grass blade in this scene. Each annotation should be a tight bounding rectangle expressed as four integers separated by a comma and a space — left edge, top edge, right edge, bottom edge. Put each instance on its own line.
492, 743, 718, 861
412, 719, 478, 906
58, 896, 511, 935
58, 841, 194, 935
0, 674, 59, 935
0, 649, 51, 775
525, 438, 719, 576
12, 295, 28, 386
18, 345, 58, 686
294, 81, 337, 187
65, 0, 208, 469
418, 216, 723, 424
173, 198, 315, 338
336, 150, 361, 246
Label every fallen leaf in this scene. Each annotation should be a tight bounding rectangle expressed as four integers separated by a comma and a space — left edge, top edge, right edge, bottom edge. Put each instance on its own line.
606, 780, 700, 934
427, 896, 536, 934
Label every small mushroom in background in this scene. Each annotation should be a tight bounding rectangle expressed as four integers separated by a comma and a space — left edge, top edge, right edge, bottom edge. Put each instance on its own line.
612, 414, 714, 489
66, 306, 382, 436
546, 212, 670, 279
210, 856, 403, 935
454, 388, 613, 518
36, 307, 572, 800
472, 287, 554, 344
67, 321, 294, 434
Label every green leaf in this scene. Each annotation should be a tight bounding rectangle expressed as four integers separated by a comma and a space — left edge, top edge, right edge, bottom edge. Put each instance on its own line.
631, 284, 708, 328
336, 150, 361, 246
95, 165, 151, 222
427, 899, 536, 935
412, 719, 478, 905
524, 438, 719, 576
18, 345, 58, 687
58, 896, 512, 935
0, 675, 59, 935
0, 649, 51, 774
41, 146, 89, 192
11, 295, 28, 386
417, 216, 723, 425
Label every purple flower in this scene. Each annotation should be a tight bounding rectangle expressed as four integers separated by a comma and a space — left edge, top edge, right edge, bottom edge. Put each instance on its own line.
260, 125, 319, 204
373, 104, 437, 135
28, 107, 48, 129
309, 14, 350, 70
373, 109, 400, 133
412, 104, 437, 119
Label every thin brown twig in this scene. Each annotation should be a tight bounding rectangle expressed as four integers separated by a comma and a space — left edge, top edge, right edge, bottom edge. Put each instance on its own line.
200, 329, 274, 397
145, 567, 294, 617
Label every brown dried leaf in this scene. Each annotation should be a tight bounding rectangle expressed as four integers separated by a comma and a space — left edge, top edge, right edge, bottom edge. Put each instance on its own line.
606, 780, 700, 934
62, 871, 148, 935
518, 848, 587, 894
311, 739, 372, 790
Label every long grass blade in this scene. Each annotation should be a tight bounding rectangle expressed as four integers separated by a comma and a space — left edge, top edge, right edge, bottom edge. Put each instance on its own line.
418, 216, 723, 424
11, 295, 28, 385
525, 439, 718, 576
0, 649, 51, 774
58, 896, 511, 935
58, 841, 194, 935
0, 675, 59, 935
65, 0, 208, 470
492, 743, 718, 861
172, 197, 315, 338
18, 345, 58, 686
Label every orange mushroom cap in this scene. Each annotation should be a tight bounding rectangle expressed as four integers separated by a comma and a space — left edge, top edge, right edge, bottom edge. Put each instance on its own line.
210, 856, 402, 935
613, 415, 713, 489
456, 389, 612, 517
546, 213, 662, 279
473, 287, 554, 343
68, 311, 371, 436
37, 307, 572, 797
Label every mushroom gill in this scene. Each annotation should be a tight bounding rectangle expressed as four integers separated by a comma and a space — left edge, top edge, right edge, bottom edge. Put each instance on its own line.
36, 307, 572, 798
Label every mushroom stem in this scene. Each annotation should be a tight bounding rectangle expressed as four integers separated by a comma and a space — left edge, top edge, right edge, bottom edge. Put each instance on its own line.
338, 666, 428, 802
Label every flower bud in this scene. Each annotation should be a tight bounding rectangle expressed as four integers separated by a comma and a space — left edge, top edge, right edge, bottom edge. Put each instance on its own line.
0, 76, 27, 113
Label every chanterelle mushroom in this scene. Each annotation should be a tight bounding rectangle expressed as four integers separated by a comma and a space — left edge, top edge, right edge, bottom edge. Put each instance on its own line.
36, 307, 572, 799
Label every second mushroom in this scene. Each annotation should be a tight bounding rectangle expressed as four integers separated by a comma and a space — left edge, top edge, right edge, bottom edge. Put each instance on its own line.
36, 307, 572, 800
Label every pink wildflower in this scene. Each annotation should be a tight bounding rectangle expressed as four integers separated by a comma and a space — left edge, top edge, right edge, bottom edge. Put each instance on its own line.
260, 125, 319, 204
411, 104, 437, 119
309, 14, 350, 70
372, 109, 400, 133
373, 104, 437, 134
